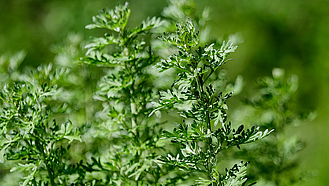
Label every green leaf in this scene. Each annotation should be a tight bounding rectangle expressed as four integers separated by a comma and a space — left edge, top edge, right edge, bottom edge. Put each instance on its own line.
86, 2, 130, 32
129, 17, 162, 37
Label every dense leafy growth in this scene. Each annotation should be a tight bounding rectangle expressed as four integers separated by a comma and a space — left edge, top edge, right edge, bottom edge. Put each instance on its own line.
152, 19, 272, 185
0, 65, 82, 185
82, 2, 164, 185
232, 69, 315, 185
0, 1, 312, 186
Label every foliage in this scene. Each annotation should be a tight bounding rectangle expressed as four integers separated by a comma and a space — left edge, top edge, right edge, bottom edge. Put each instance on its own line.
152, 19, 272, 185
50, 33, 105, 163
162, 0, 211, 44
81, 2, 165, 185
231, 68, 315, 185
0, 1, 314, 186
0, 64, 84, 185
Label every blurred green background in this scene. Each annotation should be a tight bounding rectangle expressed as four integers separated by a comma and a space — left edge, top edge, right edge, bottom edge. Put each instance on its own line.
0, 0, 328, 185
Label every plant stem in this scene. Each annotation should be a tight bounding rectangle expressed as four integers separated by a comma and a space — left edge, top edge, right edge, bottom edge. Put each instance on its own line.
195, 68, 215, 179
35, 137, 56, 186
46, 163, 56, 186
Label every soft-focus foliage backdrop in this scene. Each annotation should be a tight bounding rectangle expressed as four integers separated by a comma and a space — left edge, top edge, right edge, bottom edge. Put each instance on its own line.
1, 0, 328, 185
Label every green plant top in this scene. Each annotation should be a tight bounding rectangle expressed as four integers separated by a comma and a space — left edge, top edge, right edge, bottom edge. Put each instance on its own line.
81, 2, 165, 185
0, 65, 81, 185
151, 19, 273, 185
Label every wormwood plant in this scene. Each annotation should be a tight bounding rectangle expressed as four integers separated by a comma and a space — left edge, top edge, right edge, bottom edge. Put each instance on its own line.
151, 19, 273, 185
0, 1, 311, 185
0, 64, 82, 185
153, 0, 212, 65
81, 2, 165, 184
232, 69, 315, 185
161, 0, 211, 45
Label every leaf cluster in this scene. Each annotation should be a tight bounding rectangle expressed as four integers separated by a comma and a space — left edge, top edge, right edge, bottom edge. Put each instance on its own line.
80, 2, 166, 185
232, 68, 315, 185
0, 1, 312, 186
0, 65, 82, 185
153, 19, 273, 185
